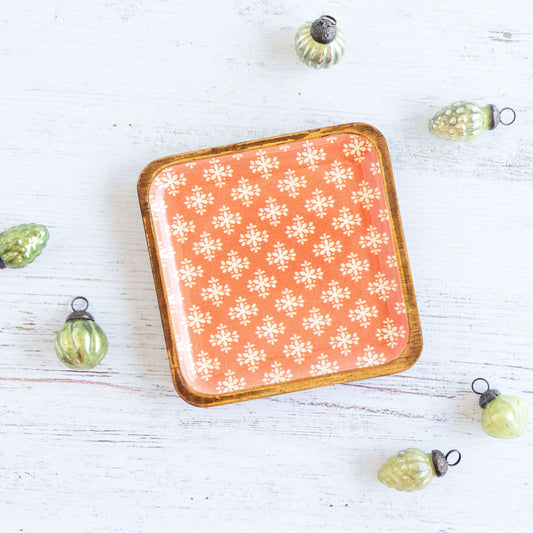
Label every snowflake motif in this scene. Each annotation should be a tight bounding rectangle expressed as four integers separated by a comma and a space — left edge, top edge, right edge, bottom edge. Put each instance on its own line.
203, 158, 232, 187
157, 170, 186, 195
178, 258, 203, 287
351, 181, 382, 210
209, 324, 239, 353
265, 242, 296, 271
220, 250, 250, 279
320, 280, 351, 309
293, 261, 324, 290
279, 144, 291, 152
212, 206, 242, 234
312, 233, 342, 263
343, 136, 370, 162
195, 351, 220, 381
149, 195, 167, 219
262, 361, 293, 385
359, 225, 390, 255
295, 140, 326, 171
323, 160, 354, 190
367, 273, 398, 301
201, 277, 231, 306
157, 243, 176, 267
216, 369, 246, 393
258, 197, 289, 226
277, 169, 307, 198
239, 223, 269, 252
286, 215, 316, 244
395, 301, 406, 315
249, 149, 279, 179
309, 354, 340, 376
386, 254, 398, 268
332, 207, 362, 236
230, 177, 261, 206
355, 346, 387, 368
184, 161, 197, 169
192, 231, 222, 261
304, 189, 334, 218
166, 287, 183, 314
228, 296, 258, 326
376, 318, 406, 348
339, 252, 370, 282
302, 307, 332, 336
255, 315, 285, 345
170, 213, 195, 243
326, 136, 338, 143
247, 269, 277, 298
185, 304, 212, 334
274, 288, 304, 318
329, 325, 359, 356
378, 209, 390, 222
237, 343, 267, 372
370, 162, 381, 175
348, 299, 378, 328
283, 334, 313, 364
184, 185, 214, 215
231, 153, 244, 160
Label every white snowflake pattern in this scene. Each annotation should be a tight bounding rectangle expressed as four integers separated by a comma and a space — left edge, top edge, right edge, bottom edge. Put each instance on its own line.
370, 162, 381, 175
274, 288, 304, 318
157, 170, 186, 195
355, 345, 386, 368
359, 225, 390, 254
351, 181, 382, 210
228, 296, 258, 326
249, 149, 279, 179
255, 315, 285, 345
348, 299, 378, 328
343, 136, 370, 162
178, 258, 203, 287
376, 318, 406, 348
237, 343, 266, 372
195, 351, 220, 381
309, 354, 340, 376
201, 277, 231, 306
247, 269, 277, 298
320, 280, 351, 309
282, 334, 313, 364
216, 369, 246, 393
149, 195, 167, 219
262, 361, 293, 385
277, 169, 308, 198
185, 305, 212, 334
332, 207, 362, 236
339, 252, 370, 282
170, 213, 195, 243
192, 231, 222, 261
230, 177, 260, 206
386, 254, 398, 268
329, 325, 359, 356
312, 233, 342, 263
184, 185, 214, 215
265, 242, 296, 271
302, 307, 332, 336
293, 261, 324, 290
258, 197, 289, 226
203, 158, 232, 187
231, 153, 243, 160
295, 140, 326, 171
239, 223, 269, 252
184, 161, 197, 169
286, 215, 316, 244
220, 250, 250, 279
378, 209, 390, 222
395, 301, 406, 315
212, 206, 242, 234
323, 160, 354, 190
157, 243, 176, 267
304, 189, 334, 218
367, 273, 398, 301
209, 324, 239, 353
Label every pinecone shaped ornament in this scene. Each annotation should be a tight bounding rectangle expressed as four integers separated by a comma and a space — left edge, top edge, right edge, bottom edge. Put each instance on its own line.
0, 223, 49, 269
429, 101, 516, 141
294, 15, 345, 69
378, 448, 461, 492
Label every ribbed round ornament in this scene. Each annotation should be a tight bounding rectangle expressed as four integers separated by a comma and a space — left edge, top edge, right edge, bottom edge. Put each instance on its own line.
55, 297, 108, 369
0, 223, 49, 269
294, 15, 345, 69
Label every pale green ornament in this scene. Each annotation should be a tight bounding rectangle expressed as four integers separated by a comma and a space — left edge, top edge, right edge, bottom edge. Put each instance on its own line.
472, 378, 528, 439
377, 448, 461, 492
428, 101, 516, 141
294, 15, 345, 69
55, 297, 108, 370
0, 223, 49, 269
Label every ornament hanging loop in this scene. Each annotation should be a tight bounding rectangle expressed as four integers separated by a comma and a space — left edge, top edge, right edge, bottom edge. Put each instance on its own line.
471, 378, 490, 395
445, 449, 461, 467
499, 107, 516, 126
67, 296, 94, 321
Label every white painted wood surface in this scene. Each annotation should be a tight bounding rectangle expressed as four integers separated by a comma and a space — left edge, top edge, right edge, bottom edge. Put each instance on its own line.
1, 1, 532, 531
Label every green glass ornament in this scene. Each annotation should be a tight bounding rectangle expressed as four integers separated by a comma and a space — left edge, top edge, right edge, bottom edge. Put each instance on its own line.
55, 297, 109, 369
378, 448, 461, 492
0, 223, 49, 269
428, 101, 516, 141
472, 378, 528, 439
294, 15, 345, 69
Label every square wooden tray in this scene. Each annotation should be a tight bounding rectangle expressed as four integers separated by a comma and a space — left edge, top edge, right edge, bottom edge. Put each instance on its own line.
138, 123, 422, 406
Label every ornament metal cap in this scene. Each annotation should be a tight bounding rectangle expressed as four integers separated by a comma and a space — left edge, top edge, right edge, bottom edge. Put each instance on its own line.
472, 378, 501, 408
489, 105, 516, 130
310, 15, 337, 44
432, 449, 461, 477
66, 296, 95, 321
